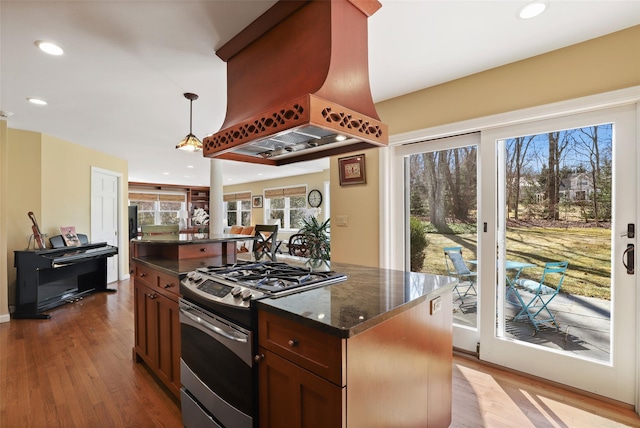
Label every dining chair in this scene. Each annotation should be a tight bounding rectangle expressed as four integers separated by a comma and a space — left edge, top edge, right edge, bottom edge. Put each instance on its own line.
512, 261, 569, 334
288, 233, 309, 257
443, 246, 478, 303
252, 224, 279, 259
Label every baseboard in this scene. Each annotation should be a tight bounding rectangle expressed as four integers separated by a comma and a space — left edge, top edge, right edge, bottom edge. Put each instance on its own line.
0, 313, 11, 323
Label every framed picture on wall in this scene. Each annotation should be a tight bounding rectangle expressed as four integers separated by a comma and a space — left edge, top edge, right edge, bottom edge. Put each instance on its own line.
252, 195, 263, 208
338, 154, 366, 186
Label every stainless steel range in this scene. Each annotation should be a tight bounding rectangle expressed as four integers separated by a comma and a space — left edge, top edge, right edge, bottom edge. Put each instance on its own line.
178, 259, 346, 428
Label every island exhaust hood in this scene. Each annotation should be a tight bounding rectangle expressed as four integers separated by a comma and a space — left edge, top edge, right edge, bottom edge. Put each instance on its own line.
203, 0, 388, 166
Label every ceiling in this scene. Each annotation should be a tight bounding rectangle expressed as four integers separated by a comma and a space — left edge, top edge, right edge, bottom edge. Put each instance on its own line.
1, 1, 638, 187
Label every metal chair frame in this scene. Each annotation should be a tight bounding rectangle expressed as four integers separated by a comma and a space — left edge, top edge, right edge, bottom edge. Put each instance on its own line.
512, 261, 568, 333
443, 246, 478, 303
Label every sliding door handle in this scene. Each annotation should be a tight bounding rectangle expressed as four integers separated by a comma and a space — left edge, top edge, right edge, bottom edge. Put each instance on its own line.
623, 244, 634, 275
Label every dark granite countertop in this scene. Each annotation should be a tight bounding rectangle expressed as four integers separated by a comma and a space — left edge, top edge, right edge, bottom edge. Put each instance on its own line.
255, 258, 456, 338
132, 252, 456, 339
132, 233, 253, 245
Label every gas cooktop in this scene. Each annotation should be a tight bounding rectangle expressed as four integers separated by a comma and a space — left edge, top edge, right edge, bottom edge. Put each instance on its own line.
180, 260, 347, 312
195, 260, 346, 295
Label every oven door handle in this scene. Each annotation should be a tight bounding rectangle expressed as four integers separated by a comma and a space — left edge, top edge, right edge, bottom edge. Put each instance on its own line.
180, 306, 248, 344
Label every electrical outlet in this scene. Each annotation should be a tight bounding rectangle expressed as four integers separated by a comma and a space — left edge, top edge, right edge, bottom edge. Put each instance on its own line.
430, 296, 442, 315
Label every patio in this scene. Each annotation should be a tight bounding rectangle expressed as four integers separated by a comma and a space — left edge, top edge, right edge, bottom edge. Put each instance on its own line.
453, 291, 611, 361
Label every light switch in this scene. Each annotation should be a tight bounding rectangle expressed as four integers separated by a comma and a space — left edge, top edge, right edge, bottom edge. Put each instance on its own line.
336, 215, 349, 227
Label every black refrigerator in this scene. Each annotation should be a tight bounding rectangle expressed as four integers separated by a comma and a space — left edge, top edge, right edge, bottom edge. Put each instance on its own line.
128, 205, 138, 239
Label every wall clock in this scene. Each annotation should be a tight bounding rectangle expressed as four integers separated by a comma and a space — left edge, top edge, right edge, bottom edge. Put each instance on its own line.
307, 189, 323, 207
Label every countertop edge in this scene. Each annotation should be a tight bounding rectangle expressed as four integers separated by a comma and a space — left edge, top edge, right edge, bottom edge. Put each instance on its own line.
256, 282, 454, 339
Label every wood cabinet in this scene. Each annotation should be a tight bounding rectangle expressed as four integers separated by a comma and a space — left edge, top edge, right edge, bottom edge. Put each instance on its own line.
257, 290, 452, 427
133, 262, 181, 399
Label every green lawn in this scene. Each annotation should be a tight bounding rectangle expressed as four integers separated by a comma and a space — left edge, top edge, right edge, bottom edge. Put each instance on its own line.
421, 226, 611, 300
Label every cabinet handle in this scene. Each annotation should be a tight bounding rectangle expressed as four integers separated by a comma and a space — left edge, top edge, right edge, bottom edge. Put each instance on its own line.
163, 283, 173, 289
200, 248, 207, 252
254, 354, 265, 363
288, 339, 298, 348
140, 273, 147, 277
148, 293, 157, 299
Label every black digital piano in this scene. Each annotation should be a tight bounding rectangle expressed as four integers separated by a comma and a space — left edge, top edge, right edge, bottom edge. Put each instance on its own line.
13, 236, 118, 319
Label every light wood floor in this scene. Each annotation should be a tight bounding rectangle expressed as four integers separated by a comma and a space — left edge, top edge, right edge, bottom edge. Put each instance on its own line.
1, 278, 639, 427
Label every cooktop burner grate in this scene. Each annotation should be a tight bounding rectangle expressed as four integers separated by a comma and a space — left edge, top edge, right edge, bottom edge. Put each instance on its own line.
196, 261, 346, 295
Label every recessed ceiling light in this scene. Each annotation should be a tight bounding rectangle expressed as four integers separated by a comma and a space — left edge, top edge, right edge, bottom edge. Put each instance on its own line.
35, 40, 64, 56
518, 1, 547, 19
187, 165, 194, 168
336, 135, 347, 141
27, 98, 47, 106
163, 172, 170, 175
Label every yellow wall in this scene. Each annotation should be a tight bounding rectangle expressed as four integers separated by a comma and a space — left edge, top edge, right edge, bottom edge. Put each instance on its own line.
376, 25, 640, 136
0, 120, 9, 320
4, 129, 128, 310
332, 25, 640, 268
330, 148, 380, 267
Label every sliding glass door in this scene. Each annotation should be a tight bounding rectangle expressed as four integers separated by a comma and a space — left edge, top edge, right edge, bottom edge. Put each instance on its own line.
480, 105, 637, 404
398, 133, 481, 353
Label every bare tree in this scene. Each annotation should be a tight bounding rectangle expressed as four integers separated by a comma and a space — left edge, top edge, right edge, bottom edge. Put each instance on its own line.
422, 152, 449, 230
573, 125, 612, 224
506, 136, 533, 219
444, 147, 476, 222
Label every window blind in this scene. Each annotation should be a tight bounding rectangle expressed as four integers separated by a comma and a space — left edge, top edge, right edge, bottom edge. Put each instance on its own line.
223, 191, 252, 202
264, 186, 306, 198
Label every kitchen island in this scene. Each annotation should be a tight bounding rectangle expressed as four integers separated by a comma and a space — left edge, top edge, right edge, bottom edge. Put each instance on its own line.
255, 259, 455, 428
131, 247, 455, 426
130, 233, 253, 398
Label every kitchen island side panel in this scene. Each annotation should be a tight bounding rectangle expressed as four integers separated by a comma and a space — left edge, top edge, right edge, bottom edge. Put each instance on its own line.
345, 289, 452, 428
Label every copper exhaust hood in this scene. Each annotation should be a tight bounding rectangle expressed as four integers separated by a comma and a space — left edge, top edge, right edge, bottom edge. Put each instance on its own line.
203, 0, 388, 166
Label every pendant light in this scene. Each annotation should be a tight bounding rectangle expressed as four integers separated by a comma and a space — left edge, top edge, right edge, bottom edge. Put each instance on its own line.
176, 92, 203, 152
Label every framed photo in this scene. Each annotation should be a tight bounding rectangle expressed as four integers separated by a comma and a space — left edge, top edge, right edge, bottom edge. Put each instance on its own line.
338, 154, 366, 186
252, 195, 263, 208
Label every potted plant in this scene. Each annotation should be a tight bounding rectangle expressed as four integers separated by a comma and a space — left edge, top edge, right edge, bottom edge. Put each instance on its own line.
299, 216, 331, 264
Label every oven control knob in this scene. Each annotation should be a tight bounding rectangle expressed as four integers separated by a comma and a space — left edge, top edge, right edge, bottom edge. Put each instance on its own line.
231, 287, 243, 298
186, 272, 194, 279
192, 273, 203, 283
241, 289, 253, 301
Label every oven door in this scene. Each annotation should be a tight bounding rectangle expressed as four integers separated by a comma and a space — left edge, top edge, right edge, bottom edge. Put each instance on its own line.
179, 299, 253, 428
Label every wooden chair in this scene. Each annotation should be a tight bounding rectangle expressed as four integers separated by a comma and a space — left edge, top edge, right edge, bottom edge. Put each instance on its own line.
252, 224, 278, 259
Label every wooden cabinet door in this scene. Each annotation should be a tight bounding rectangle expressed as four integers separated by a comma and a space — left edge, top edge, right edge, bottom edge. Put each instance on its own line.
133, 282, 158, 368
259, 348, 343, 428
155, 292, 181, 397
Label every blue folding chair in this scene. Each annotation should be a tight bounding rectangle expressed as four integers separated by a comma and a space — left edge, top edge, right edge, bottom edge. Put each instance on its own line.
512, 261, 568, 334
444, 246, 477, 303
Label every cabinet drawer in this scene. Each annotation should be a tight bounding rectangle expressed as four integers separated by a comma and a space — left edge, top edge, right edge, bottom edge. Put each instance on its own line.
157, 271, 180, 299
258, 310, 345, 386
135, 263, 157, 288
178, 243, 222, 259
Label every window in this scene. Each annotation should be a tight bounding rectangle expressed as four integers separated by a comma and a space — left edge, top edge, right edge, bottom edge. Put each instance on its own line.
264, 186, 307, 230
224, 191, 252, 226
129, 192, 186, 227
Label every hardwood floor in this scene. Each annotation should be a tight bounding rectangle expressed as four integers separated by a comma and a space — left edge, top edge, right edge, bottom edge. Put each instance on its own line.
1, 278, 639, 427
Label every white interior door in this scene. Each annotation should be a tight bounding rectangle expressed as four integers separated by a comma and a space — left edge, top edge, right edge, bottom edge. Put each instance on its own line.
91, 168, 119, 283
479, 105, 637, 404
